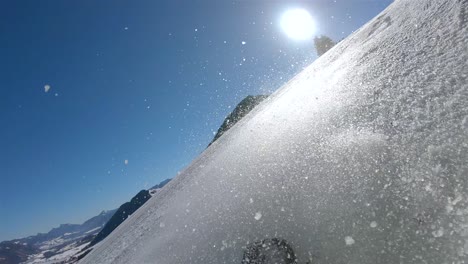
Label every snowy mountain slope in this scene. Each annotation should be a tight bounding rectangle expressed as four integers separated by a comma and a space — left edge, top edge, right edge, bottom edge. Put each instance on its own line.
81, 0, 468, 263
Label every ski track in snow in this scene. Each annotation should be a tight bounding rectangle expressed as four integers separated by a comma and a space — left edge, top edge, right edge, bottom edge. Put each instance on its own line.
81, 0, 468, 263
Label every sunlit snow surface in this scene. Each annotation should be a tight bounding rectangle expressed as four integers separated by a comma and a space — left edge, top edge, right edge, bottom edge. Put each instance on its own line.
81, 0, 468, 263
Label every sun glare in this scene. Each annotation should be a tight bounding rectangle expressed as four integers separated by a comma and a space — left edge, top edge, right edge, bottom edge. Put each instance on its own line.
280, 8, 316, 41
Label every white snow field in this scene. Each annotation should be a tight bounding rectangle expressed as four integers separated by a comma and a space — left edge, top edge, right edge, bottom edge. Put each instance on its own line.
81, 0, 468, 263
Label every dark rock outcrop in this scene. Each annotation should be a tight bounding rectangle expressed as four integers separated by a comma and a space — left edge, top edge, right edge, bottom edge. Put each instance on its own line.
210, 95, 268, 146
150, 178, 171, 190
90, 190, 152, 246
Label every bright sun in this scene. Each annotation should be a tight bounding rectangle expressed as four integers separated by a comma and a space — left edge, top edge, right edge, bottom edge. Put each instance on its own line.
280, 8, 316, 41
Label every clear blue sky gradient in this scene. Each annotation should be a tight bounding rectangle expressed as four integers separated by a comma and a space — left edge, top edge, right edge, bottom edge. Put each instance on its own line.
0, 0, 392, 241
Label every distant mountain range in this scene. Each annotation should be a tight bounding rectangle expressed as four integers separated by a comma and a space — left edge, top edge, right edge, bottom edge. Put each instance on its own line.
0, 180, 172, 264
0, 209, 116, 264
0, 179, 172, 264
0, 95, 266, 264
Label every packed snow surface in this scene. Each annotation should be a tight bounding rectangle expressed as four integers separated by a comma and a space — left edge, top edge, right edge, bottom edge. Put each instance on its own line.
81, 0, 468, 263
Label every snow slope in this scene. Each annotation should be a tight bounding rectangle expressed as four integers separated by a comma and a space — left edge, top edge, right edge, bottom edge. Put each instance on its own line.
81, 0, 468, 263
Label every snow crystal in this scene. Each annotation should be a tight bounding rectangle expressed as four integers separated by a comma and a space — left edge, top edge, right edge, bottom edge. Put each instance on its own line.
124, 159, 128, 165
345, 236, 355, 245
249, 198, 254, 204
370, 221, 377, 228
44, 84, 51, 93
254, 212, 262, 220
241, 41, 246, 45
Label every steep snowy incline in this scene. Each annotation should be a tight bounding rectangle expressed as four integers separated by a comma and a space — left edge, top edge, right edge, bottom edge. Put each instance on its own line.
81, 0, 468, 263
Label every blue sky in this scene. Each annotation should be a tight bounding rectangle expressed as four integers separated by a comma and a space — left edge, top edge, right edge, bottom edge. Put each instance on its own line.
0, 0, 392, 241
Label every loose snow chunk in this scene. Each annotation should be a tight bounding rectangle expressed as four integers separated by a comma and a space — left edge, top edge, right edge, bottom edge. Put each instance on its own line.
370, 221, 378, 228
254, 212, 262, 220
249, 198, 254, 204
345, 236, 355, 245
44, 84, 51, 93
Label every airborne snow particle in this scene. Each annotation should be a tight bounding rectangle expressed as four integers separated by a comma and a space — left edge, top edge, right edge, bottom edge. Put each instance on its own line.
254, 212, 262, 220
44, 84, 51, 93
249, 198, 254, 204
345, 236, 355, 245
124, 159, 129, 165
370, 221, 378, 228
432, 228, 444, 237
159, 222, 165, 228
241, 41, 246, 45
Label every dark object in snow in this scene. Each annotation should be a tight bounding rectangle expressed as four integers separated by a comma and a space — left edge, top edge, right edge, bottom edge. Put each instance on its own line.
241, 238, 297, 264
